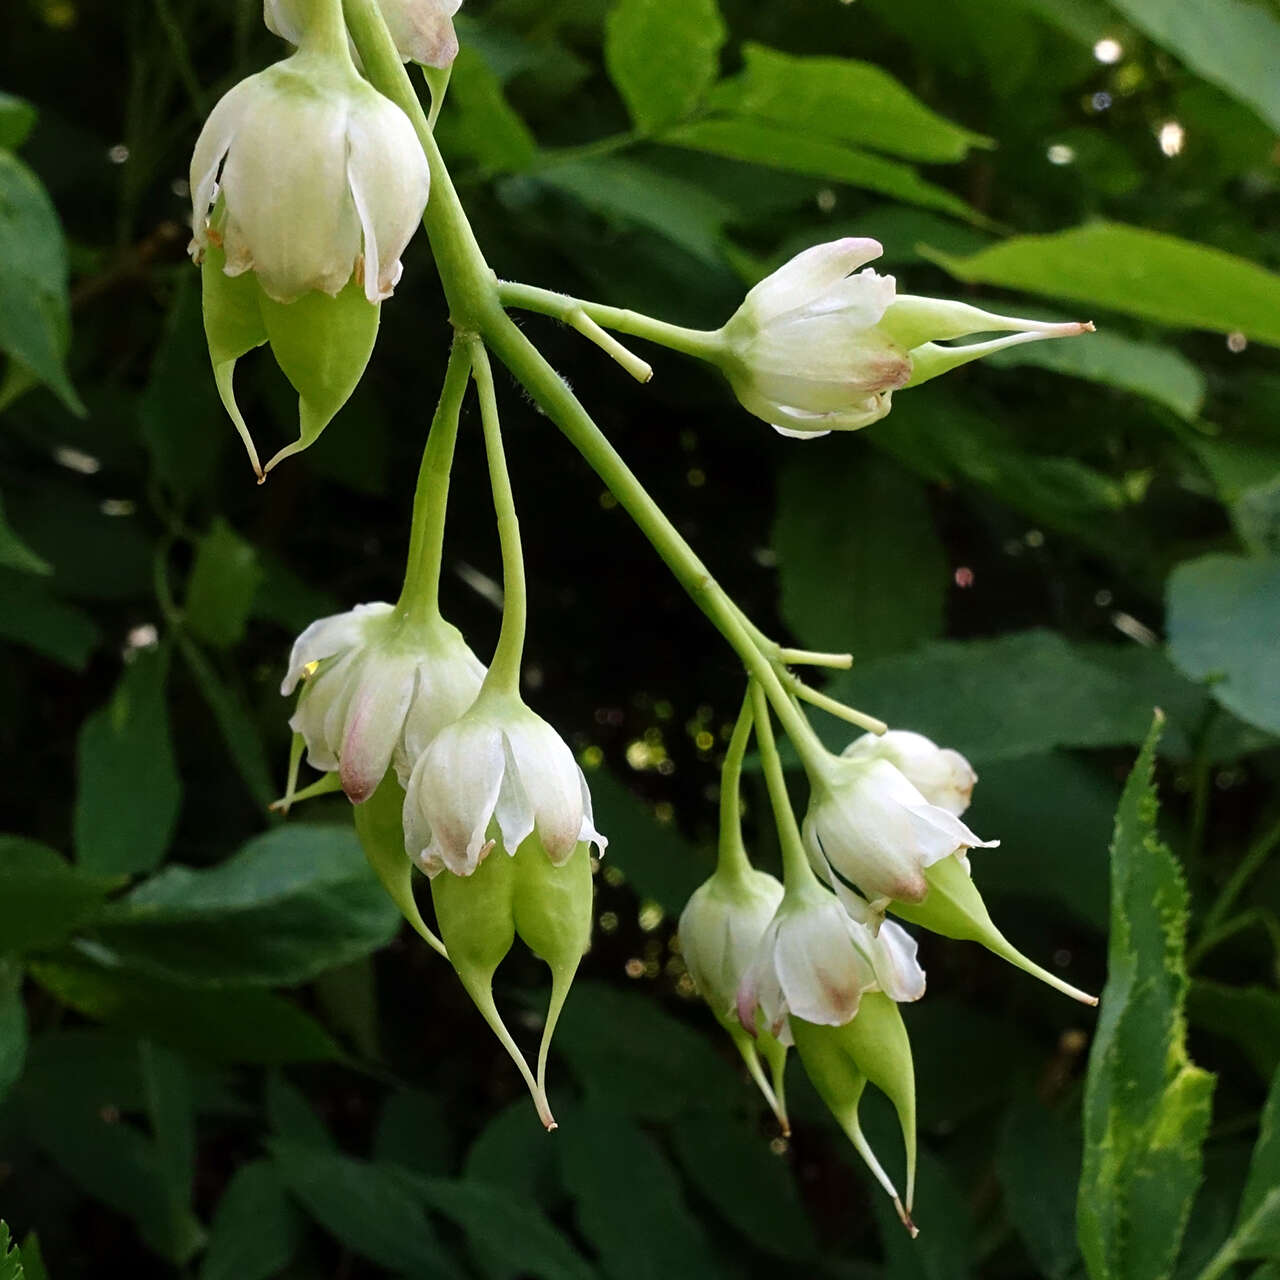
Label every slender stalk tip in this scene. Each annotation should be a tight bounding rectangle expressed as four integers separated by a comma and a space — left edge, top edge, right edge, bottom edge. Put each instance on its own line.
894, 1198, 920, 1238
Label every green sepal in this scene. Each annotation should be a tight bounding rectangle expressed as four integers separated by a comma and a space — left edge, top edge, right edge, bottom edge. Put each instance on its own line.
201, 244, 269, 477
257, 278, 379, 478
723, 1016, 790, 1135
351, 771, 447, 958
511, 838, 594, 1100
791, 1010, 917, 1235
431, 843, 556, 1127
890, 855, 1097, 1005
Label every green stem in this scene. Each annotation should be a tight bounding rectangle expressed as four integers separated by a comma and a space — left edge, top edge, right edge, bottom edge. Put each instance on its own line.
470, 339, 526, 693
304, 0, 350, 59
749, 681, 819, 891
716, 691, 756, 882
1192, 814, 1280, 965
342, 0, 823, 765
498, 281, 725, 362
396, 339, 472, 623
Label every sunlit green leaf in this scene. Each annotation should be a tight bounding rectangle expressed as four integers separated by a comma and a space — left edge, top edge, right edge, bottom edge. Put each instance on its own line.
667, 119, 980, 221
715, 43, 991, 162
925, 223, 1280, 347
604, 0, 726, 134
1109, 0, 1280, 134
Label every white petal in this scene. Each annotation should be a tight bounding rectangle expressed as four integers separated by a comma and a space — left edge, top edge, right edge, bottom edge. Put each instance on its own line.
799, 268, 897, 327
870, 920, 927, 1003
574, 767, 608, 859
345, 90, 430, 303
189, 78, 256, 252
395, 639, 485, 777
281, 601, 392, 694
219, 62, 361, 301
774, 901, 875, 1027
743, 238, 883, 326
493, 732, 537, 855
502, 714, 584, 862
409, 719, 505, 875
380, 0, 462, 66
338, 653, 417, 803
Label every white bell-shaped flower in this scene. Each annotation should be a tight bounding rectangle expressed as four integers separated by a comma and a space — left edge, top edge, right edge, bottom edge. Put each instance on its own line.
189, 46, 429, 304
842, 729, 977, 817
265, 0, 462, 68
718, 237, 1093, 439
803, 754, 997, 913
680, 866, 784, 1024
282, 602, 484, 803
737, 884, 925, 1039
403, 689, 607, 878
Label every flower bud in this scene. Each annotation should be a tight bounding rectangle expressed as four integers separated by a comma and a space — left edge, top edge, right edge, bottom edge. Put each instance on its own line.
402, 688, 606, 878
737, 882, 925, 1037
890, 853, 1097, 1006
679, 861, 790, 1130
718, 238, 1091, 439
790, 991, 918, 1234
281, 603, 485, 804
802, 752, 997, 914
265, 0, 462, 68
841, 730, 977, 817
189, 43, 429, 475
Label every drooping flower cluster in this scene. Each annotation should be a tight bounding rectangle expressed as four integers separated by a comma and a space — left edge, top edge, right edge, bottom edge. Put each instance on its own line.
186, 0, 1101, 1226
680, 713, 1095, 1233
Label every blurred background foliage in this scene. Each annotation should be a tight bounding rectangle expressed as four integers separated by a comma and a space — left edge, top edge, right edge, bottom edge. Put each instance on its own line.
1, 0, 1280, 1275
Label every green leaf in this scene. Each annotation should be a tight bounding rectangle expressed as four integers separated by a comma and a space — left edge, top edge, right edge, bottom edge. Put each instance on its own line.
666, 119, 980, 222
0, 569, 99, 668
139, 1040, 196, 1217
716, 43, 991, 162
584, 769, 709, 916
176, 635, 275, 810
0, 92, 36, 149
925, 223, 1280, 348
1108, 0, 1280, 134
414, 1177, 599, 1280
270, 1141, 459, 1278
0, 494, 50, 575
15, 1235, 44, 1280
535, 158, 732, 266
774, 448, 944, 660
822, 630, 1212, 764
19, 1035, 206, 1264
200, 1160, 304, 1280
184, 518, 263, 649
553, 982, 743, 1121
1241, 1064, 1280, 1223
0, 961, 27, 1102
1078, 714, 1215, 1280
95, 824, 400, 986
996, 1095, 1083, 1280
604, 0, 726, 134
138, 276, 226, 501
266, 1070, 337, 1148
0, 1223, 22, 1280
27, 953, 342, 1063
443, 45, 538, 171
379, 1090, 454, 1177
986, 326, 1207, 421
1188, 982, 1280, 1085
0, 150, 81, 413
669, 1111, 816, 1261
0, 836, 120, 953
559, 1103, 730, 1280
1236, 476, 1280, 559
74, 647, 181, 876
1167, 555, 1280, 736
